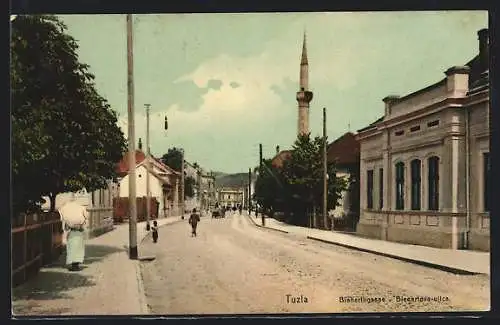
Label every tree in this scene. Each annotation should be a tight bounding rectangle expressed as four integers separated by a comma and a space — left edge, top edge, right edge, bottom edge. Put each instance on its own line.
161, 147, 183, 171
281, 133, 348, 226
11, 15, 127, 214
184, 176, 196, 199
253, 159, 286, 216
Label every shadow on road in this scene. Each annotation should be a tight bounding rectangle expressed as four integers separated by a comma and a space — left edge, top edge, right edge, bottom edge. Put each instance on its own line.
45, 244, 124, 268
12, 270, 96, 301
82, 244, 124, 265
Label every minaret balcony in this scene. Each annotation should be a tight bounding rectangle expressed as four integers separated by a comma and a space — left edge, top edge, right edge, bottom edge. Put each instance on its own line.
296, 90, 313, 102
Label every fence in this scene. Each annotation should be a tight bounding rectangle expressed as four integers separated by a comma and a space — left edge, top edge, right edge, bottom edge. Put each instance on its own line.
113, 197, 159, 223
11, 211, 64, 287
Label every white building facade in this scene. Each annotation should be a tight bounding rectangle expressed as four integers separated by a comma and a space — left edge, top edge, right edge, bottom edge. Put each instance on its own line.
355, 29, 489, 251
118, 156, 181, 218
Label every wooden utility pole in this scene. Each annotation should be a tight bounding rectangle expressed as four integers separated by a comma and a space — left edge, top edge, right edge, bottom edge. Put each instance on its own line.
259, 143, 264, 225
145, 104, 151, 228
248, 167, 251, 212
126, 14, 138, 260
323, 107, 328, 230
180, 149, 185, 218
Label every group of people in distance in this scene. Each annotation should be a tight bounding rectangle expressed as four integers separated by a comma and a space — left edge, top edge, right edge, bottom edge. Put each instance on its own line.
150, 202, 246, 242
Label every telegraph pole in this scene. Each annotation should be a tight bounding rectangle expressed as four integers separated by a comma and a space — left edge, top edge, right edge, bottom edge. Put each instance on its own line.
259, 144, 264, 225
126, 14, 138, 260
323, 107, 328, 230
180, 149, 185, 218
248, 167, 251, 212
145, 104, 151, 229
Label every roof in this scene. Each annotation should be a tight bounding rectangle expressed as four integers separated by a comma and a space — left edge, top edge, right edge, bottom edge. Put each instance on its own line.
357, 116, 384, 133
357, 53, 487, 134
116, 150, 146, 176
152, 156, 180, 175
116, 150, 180, 178
271, 150, 293, 168
327, 132, 360, 165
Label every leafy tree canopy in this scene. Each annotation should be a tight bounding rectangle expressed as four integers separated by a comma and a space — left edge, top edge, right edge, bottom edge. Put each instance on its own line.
254, 134, 349, 226
161, 147, 183, 172
11, 15, 127, 213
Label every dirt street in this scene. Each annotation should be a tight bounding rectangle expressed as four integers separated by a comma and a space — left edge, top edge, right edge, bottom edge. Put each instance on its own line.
139, 213, 490, 315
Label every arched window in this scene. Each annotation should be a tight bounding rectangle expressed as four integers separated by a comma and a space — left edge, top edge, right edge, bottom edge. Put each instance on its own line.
428, 156, 439, 211
410, 159, 421, 210
395, 162, 405, 210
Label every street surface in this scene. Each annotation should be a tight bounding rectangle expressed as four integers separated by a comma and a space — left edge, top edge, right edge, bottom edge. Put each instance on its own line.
140, 212, 490, 314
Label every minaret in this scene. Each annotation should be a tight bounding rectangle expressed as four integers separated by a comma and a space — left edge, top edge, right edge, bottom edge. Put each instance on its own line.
296, 31, 313, 136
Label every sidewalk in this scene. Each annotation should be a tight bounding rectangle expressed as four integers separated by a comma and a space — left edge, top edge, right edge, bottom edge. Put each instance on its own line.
12, 215, 185, 316
246, 213, 490, 275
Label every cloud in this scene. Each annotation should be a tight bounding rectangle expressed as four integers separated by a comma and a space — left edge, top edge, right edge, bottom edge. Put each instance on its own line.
169, 14, 383, 132
207, 79, 223, 90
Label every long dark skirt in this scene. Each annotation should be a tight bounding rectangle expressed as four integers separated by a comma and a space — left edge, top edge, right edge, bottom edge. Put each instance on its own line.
152, 231, 158, 243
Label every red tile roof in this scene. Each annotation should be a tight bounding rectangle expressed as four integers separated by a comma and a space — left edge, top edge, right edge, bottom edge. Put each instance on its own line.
116, 150, 146, 176
271, 150, 292, 168
327, 132, 360, 165
269, 133, 360, 169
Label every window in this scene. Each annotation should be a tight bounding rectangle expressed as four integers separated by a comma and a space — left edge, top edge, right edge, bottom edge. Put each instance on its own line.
484, 152, 490, 212
379, 168, 384, 209
395, 162, 405, 210
428, 156, 439, 211
395, 130, 404, 136
410, 125, 421, 132
367, 170, 374, 209
427, 120, 440, 128
410, 159, 421, 210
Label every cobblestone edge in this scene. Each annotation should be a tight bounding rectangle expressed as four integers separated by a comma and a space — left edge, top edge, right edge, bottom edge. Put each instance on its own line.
245, 214, 289, 234
306, 235, 482, 275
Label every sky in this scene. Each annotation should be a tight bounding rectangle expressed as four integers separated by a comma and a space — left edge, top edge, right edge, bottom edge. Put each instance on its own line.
59, 11, 487, 174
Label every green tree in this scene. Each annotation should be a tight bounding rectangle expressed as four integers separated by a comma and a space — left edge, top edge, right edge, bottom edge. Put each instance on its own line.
281, 133, 348, 226
184, 176, 196, 199
254, 159, 286, 216
161, 147, 183, 171
11, 15, 127, 214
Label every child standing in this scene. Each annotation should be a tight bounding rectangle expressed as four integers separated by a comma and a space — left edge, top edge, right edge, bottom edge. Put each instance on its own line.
152, 220, 159, 243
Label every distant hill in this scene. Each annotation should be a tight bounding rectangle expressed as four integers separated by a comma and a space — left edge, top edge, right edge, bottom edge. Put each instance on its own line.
215, 172, 255, 188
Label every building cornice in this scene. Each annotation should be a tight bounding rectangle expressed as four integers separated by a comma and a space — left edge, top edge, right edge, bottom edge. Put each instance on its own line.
390, 138, 445, 155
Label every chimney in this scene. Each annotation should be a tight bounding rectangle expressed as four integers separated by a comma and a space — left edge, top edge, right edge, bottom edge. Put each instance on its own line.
138, 138, 142, 150
444, 66, 470, 98
276, 145, 280, 155
382, 95, 400, 116
478, 28, 489, 72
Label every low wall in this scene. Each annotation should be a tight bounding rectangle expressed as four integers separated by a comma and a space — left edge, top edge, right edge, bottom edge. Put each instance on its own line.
357, 210, 490, 251
86, 207, 114, 239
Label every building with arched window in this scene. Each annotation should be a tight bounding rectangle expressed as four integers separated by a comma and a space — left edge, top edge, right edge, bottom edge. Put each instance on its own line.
355, 29, 489, 251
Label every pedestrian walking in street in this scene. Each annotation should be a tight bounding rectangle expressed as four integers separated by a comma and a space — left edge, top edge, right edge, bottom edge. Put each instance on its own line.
152, 220, 159, 243
59, 201, 87, 272
189, 208, 200, 237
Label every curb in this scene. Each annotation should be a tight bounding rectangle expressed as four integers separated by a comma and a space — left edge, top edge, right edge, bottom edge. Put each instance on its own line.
135, 261, 150, 314
306, 236, 482, 275
246, 214, 289, 234
135, 216, 186, 315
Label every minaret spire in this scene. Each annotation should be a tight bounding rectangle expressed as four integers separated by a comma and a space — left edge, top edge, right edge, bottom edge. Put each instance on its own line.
301, 30, 308, 65
296, 30, 313, 136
